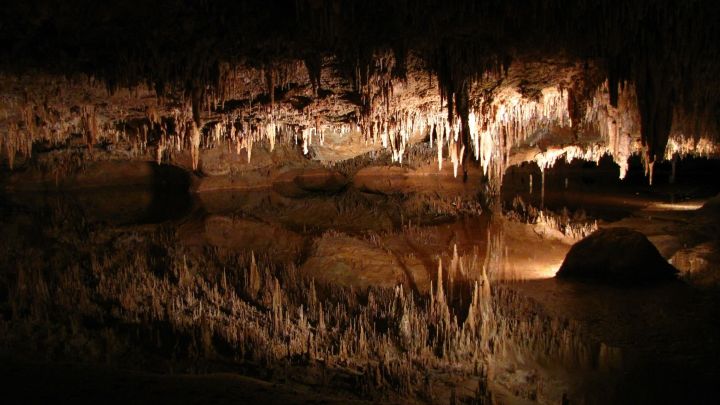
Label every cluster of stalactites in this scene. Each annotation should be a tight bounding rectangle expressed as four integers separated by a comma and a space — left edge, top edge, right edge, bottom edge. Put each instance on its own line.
463, 78, 710, 187
533, 145, 610, 174
0, 58, 614, 181
351, 52, 577, 187
581, 80, 720, 184
362, 84, 576, 190
465, 87, 572, 188
584, 81, 641, 179
3, 59, 719, 189
178, 71, 718, 186
186, 63, 717, 179
216, 61, 308, 111
356, 50, 406, 162
0, 99, 125, 169
531, 80, 717, 185
0, 61, 330, 171
203, 113, 356, 163
665, 136, 719, 160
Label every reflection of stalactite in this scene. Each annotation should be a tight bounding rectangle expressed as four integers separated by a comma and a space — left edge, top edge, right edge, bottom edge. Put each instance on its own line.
245, 252, 261, 300
6, 215, 625, 403
484, 219, 508, 281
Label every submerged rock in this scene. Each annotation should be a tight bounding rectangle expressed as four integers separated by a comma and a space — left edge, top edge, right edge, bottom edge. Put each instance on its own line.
556, 227, 678, 284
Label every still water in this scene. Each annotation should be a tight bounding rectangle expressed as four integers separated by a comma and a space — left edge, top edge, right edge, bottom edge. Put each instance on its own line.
0, 182, 718, 404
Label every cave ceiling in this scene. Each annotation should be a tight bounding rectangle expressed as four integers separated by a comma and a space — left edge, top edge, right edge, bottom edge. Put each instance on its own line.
1, 0, 719, 188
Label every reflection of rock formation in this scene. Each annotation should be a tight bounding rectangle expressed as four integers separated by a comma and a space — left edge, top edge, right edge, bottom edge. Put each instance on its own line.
179, 215, 305, 264
272, 168, 348, 197
300, 231, 430, 291
671, 241, 720, 287
1, 195, 633, 404
481, 214, 587, 282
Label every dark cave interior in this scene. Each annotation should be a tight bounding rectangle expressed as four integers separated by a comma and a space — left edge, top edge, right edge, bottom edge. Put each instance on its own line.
1, 1, 720, 404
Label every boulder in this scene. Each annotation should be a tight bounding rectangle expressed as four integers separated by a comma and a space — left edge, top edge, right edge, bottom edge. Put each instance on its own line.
556, 227, 678, 284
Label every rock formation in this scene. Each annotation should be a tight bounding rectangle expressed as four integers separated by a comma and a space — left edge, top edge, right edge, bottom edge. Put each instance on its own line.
556, 227, 679, 284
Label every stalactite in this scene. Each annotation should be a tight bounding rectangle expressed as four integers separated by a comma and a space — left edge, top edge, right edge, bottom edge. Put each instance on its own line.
585, 81, 640, 179
5, 123, 18, 169
301, 127, 311, 155
189, 121, 201, 171
156, 135, 165, 164
82, 105, 98, 150
266, 122, 276, 152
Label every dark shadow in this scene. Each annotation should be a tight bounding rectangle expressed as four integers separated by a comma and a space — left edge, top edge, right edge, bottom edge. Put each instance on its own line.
141, 163, 195, 224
